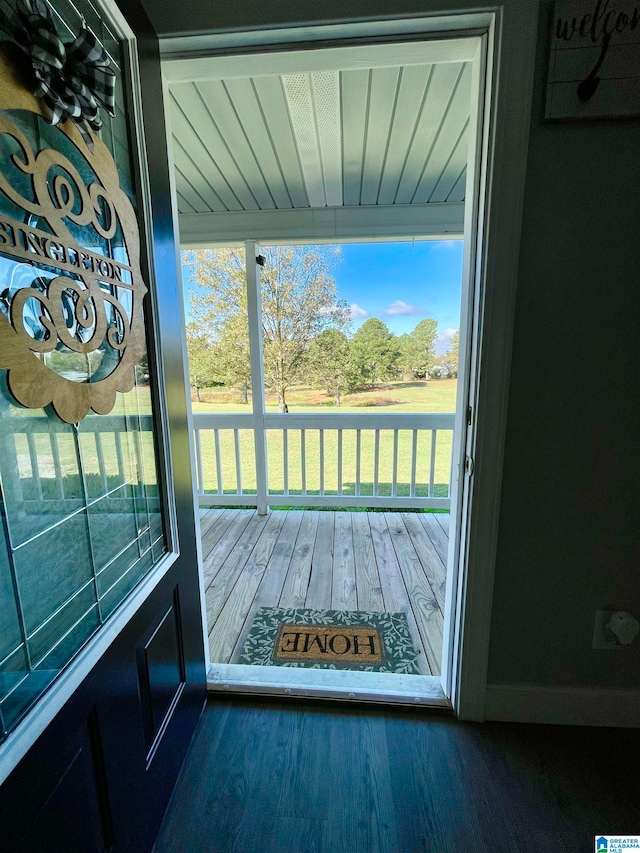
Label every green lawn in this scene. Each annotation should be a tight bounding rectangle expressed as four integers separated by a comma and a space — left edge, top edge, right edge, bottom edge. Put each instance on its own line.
192, 379, 458, 415
192, 380, 458, 500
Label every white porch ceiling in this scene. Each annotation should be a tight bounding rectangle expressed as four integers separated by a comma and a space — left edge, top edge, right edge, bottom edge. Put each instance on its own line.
166, 39, 474, 243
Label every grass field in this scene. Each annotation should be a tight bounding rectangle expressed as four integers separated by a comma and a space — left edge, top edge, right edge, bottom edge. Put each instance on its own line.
192, 379, 458, 415
192, 380, 458, 501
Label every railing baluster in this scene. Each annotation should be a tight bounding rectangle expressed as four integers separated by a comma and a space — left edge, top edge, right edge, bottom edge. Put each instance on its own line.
50, 433, 64, 499
132, 429, 144, 490
355, 429, 361, 496
373, 429, 380, 497
429, 429, 437, 498
392, 430, 398, 498
410, 429, 418, 498
319, 430, 324, 495
114, 430, 125, 483
95, 432, 108, 493
234, 429, 242, 494
301, 429, 306, 496
283, 429, 289, 496
214, 429, 223, 495
195, 429, 204, 494
337, 429, 343, 496
26, 432, 43, 500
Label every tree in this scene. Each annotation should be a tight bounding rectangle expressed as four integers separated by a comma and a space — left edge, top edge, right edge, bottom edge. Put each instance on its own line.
185, 249, 248, 400
214, 313, 251, 403
348, 318, 399, 389
430, 329, 459, 379
448, 329, 459, 374
307, 329, 351, 406
185, 322, 218, 402
402, 318, 438, 379
185, 246, 350, 411
396, 333, 414, 380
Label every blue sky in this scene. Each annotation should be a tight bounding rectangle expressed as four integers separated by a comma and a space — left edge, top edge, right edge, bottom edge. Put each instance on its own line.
335, 240, 462, 349
182, 239, 463, 351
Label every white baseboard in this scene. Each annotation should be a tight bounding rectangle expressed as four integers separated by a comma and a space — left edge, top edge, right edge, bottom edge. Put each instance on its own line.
485, 683, 640, 727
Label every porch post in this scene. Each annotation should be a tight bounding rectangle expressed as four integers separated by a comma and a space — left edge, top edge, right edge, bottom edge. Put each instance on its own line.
245, 240, 269, 515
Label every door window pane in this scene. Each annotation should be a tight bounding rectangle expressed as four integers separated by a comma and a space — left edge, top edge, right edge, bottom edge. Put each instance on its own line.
0, 1, 168, 740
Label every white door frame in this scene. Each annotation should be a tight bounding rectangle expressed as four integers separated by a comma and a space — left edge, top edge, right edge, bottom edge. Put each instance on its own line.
160, 1, 538, 720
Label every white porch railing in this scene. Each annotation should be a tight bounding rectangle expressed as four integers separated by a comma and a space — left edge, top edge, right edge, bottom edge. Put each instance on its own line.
192, 411, 455, 511
0, 415, 155, 508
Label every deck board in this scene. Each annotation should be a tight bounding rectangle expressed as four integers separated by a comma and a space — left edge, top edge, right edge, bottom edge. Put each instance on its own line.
202, 509, 254, 586
202, 509, 448, 676
305, 512, 335, 609
418, 512, 449, 565
400, 512, 447, 611
280, 511, 320, 609
435, 512, 450, 536
368, 512, 431, 675
352, 513, 385, 612
200, 509, 236, 559
384, 513, 444, 676
205, 511, 270, 628
331, 512, 357, 610
228, 512, 303, 661
208, 511, 286, 664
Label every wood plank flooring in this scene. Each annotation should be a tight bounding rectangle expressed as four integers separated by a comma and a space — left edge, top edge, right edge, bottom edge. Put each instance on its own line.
155, 698, 640, 853
201, 509, 448, 675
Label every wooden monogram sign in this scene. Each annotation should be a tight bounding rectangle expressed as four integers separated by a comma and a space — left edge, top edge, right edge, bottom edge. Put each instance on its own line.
0, 45, 147, 423
547, 0, 640, 119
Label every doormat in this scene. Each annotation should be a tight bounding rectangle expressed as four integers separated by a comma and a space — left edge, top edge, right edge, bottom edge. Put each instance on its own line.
237, 607, 420, 673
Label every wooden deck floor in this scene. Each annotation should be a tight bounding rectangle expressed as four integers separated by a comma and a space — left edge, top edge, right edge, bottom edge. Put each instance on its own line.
201, 509, 449, 676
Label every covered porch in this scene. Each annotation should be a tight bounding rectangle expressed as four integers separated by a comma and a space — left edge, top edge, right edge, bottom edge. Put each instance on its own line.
172, 33, 469, 683
201, 508, 448, 676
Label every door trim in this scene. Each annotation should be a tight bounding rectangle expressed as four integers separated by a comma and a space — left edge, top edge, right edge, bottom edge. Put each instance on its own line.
162, 2, 538, 720
447, 1, 538, 720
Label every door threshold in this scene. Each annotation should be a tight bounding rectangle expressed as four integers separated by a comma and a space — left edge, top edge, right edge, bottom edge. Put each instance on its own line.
207, 664, 451, 709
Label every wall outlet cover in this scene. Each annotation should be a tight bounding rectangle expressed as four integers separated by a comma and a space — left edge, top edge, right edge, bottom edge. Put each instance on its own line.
592, 611, 619, 649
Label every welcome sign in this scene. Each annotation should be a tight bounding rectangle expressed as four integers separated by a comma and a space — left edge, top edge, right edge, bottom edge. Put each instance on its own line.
546, 0, 640, 118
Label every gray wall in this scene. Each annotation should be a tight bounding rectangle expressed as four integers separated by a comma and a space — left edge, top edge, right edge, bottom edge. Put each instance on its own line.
144, 0, 640, 689
488, 4, 640, 688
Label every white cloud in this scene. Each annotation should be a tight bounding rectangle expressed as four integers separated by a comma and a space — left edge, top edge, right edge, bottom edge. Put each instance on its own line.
350, 303, 369, 319
383, 300, 427, 317
435, 328, 458, 354
439, 327, 457, 340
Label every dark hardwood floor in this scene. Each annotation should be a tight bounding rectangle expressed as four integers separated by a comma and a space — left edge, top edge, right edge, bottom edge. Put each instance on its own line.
154, 698, 640, 853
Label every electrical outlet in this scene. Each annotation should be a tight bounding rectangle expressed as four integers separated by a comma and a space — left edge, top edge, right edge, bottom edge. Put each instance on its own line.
592, 611, 619, 649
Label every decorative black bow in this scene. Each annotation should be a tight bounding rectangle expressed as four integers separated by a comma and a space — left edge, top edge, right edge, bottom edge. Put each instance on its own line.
0, 0, 116, 143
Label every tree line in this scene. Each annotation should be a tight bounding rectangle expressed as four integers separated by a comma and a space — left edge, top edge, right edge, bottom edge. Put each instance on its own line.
185, 246, 459, 410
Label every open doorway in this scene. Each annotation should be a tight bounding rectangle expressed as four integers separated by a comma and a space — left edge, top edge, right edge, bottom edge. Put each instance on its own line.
183, 239, 461, 683
163, 27, 486, 705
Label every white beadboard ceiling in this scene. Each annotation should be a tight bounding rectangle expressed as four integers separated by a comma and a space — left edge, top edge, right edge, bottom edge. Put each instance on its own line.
166, 39, 474, 242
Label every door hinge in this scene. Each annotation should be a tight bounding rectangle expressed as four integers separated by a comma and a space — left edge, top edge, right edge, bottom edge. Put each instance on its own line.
467, 406, 472, 425
464, 455, 474, 476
